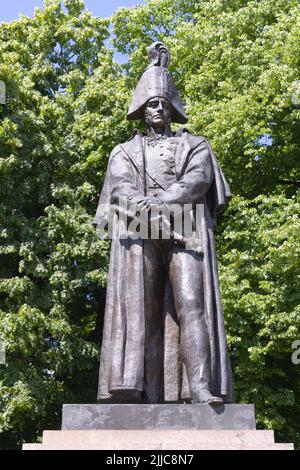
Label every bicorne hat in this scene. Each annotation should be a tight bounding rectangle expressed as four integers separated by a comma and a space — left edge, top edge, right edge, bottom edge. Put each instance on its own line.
127, 42, 188, 124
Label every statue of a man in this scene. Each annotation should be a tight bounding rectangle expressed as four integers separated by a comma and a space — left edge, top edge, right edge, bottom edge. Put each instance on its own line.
94, 43, 233, 405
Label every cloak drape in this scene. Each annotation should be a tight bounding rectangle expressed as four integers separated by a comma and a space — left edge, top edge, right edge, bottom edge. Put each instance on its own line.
93, 129, 233, 403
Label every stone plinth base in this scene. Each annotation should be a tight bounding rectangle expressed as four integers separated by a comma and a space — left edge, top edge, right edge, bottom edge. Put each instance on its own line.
22, 404, 294, 450
62, 404, 256, 430
23, 429, 293, 450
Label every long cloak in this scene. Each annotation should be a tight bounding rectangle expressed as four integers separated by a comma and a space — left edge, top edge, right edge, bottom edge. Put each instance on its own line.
93, 128, 233, 403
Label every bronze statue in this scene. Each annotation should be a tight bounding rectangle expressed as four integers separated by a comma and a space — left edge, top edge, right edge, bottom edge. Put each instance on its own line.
94, 43, 233, 405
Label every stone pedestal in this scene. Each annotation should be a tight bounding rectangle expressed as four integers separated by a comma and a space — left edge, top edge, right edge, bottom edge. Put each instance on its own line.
62, 403, 256, 430
22, 404, 294, 450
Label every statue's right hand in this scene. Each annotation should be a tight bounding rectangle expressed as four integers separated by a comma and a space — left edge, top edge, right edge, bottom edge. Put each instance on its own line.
128, 195, 151, 212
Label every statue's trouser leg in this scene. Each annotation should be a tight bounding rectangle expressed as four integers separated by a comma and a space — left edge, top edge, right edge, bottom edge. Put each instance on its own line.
167, 246, 211, 399
143, 240, 165, 403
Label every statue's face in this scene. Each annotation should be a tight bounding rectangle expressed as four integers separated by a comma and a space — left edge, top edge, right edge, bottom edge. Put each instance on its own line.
144, 97, 171, 128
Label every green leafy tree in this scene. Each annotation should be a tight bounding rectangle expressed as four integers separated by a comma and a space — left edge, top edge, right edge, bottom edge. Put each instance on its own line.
218, 195, 300, 445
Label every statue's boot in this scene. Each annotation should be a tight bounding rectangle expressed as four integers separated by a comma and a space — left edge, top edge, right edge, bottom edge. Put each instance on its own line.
191, 388, 223, 405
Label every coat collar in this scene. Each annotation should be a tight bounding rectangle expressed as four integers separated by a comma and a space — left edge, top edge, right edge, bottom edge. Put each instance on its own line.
173, 129, 206, 177
120, 131, 145, 176
120, 128, 206, 177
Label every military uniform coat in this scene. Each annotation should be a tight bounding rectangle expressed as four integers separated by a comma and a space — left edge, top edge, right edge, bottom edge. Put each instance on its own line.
93, 128, 233, 402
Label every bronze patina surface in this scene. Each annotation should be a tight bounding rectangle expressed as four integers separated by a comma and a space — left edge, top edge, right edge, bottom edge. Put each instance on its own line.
94, 42, 232, 405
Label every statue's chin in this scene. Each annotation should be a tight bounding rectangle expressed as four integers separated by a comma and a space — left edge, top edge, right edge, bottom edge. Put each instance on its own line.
151, 120, 166, 129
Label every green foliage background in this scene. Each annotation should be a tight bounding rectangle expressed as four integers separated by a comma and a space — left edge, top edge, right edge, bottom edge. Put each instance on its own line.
0, 0, 299, 448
